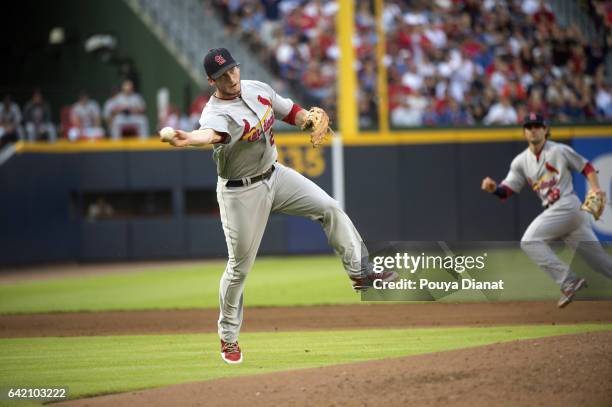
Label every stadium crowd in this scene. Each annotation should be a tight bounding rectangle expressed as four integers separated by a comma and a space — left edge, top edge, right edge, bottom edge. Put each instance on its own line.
0, 79, 213, 147
211, 0, 612, 128
0, 79, 152, 147
0, 91, 57, 148
2, 0, 611, 148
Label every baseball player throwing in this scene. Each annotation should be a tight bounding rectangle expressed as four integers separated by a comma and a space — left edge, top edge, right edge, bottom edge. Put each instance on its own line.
481, 113, 611, 308
161, 48, 395, 364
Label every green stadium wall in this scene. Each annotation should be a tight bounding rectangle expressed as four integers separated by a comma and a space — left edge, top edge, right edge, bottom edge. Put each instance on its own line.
1, 0, 201, 130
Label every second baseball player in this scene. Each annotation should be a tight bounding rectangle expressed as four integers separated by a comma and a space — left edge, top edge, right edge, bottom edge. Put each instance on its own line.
482, 113, 612, 308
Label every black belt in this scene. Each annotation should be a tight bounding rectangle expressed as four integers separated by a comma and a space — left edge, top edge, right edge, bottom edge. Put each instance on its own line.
226, 165, 275, 187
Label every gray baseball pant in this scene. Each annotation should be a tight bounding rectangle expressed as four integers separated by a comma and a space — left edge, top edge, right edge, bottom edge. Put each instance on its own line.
216, 163, 367, 342
520, 195, 612, 290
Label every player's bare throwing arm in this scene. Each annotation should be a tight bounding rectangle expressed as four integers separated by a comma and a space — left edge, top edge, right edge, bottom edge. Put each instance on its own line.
481, 113, 611, 308
161, 48, 396, 364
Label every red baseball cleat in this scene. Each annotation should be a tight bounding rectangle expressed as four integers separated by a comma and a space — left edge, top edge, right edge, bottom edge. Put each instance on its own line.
351, 271, 399, 291
220, 340, 243, 364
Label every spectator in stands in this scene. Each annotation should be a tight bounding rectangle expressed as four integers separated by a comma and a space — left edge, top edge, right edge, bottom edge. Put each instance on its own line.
87, 196, 115, 221
447, 98, 475, 125
391, 92, 427, 128
240, 3, 265, 44
274, 34, 302, 81
558, 91, 586, 122
483, 95, 518, 125
422, 101, 440, 126
464, 84, 492, 123
103, 86, 118, 131
302, 60, 332, 103
68, 91, 105, 141
532, 0, 556, 33
260, 0, 282, 48
0, 95, 23, 149
212, 0, 610, 126
521, 0, 540, 15
550, 26, 573, 68
158, 105, 189, 133
526, 89, 549, 118
23, 89, 56, 142
387, 67, 411, 112
501, 78, 528, 105
189, 92, 210, 130
515, 104, 529, 124
595, 81, 612, 119
585, 39, 606, 76
106, 79, 149, 140
358, 92, 377, 129
358, 60, 377, 95
401, 62, 424, 93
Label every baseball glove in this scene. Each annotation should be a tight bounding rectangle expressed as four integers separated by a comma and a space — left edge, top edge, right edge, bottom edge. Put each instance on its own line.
581, 190, 606, 220
301, 107, 333, 148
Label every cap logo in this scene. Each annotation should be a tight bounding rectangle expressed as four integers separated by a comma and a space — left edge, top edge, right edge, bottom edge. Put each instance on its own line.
529, 113, 536, 120
215, 55, 226, 65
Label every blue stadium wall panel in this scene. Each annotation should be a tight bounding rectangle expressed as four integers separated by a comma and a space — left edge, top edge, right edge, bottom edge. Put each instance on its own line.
0, 154, 79, 266
456, 142, 527, 240
80, 221, 130, 261
344, 147, 403, 241
186, 217, 227, 258
0, 139, 608, 267
572, 138, 612, 240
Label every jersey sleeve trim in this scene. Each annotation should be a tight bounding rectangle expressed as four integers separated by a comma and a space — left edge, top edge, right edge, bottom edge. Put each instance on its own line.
199, 124, 231, 144
282, 103, 302, 125
495, 183, 515, 200
582, 162, 595, 176
215, 132, 230, 144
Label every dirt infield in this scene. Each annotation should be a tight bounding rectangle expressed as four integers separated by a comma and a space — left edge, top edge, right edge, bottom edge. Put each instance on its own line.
2, 263, 610, 407
56, 330, 612, 407
2, 301, 612, 338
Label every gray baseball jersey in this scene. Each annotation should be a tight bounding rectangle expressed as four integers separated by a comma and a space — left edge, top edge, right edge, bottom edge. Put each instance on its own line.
500, 140, 612, 292
199, 80, 293, 179
502, 140, 588, 207
198, 80, 369, 344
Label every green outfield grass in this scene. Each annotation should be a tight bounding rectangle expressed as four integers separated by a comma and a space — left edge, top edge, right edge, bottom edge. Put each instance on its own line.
0, 324, 610, 402
0, 257, 355, 314
0, 251, 611, 314
0, 256, 359, 313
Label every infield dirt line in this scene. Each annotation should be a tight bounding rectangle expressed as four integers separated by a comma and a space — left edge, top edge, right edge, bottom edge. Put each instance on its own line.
1, 301, 611, 338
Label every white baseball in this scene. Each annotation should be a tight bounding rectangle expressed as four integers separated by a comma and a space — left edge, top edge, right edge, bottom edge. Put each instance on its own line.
160, 126, 175, 142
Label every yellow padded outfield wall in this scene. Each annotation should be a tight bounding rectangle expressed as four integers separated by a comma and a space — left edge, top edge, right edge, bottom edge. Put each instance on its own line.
13, 126, 612, 153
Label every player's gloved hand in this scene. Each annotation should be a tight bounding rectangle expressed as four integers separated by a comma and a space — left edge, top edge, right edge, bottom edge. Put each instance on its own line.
301, 107, 334, 148
590, 187, 604, 195
581, 189, 606, 220
481, 177, 497, 193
